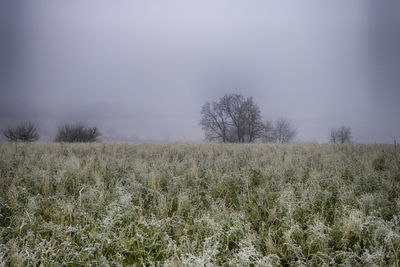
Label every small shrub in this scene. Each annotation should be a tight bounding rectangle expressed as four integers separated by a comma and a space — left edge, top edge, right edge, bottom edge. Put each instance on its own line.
55, 124, 100, 142
3, 122, 39, 142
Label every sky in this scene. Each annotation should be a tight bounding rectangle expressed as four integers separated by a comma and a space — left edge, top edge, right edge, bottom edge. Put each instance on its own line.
1, 0, 399, 143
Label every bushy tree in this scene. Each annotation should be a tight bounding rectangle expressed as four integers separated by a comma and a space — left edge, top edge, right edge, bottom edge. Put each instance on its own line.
55, 123, 100, 142
3, 122, 39, 142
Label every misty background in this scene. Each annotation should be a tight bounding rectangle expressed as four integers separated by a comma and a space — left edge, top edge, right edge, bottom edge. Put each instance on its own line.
1, 0, 399, 143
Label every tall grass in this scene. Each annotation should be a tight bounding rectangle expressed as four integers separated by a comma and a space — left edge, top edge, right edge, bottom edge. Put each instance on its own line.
1, 143, 399, 266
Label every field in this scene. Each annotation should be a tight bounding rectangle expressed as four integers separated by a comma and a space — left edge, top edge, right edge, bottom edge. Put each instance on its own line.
1, 143, 399, 266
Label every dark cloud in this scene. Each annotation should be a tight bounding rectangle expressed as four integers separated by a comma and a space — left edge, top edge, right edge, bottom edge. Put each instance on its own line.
1, 0, 399, 143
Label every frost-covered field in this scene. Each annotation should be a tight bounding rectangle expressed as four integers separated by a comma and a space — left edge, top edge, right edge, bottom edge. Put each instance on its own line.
1, 143, 399, 266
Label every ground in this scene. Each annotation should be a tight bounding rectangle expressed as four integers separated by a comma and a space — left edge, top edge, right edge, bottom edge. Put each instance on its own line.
1, 143, 399, 266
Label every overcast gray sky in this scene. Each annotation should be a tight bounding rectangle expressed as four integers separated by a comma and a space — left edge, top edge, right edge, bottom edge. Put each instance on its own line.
1, 0, 399, 143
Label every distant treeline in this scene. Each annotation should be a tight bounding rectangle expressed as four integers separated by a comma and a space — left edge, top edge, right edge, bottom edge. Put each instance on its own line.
200, 94, 352, 144
2, 94, 353, 143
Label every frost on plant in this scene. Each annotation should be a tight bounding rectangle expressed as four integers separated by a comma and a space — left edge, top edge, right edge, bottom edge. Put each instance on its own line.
0, 143, 399, 265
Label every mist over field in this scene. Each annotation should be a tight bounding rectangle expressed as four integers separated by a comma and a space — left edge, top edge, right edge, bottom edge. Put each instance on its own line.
1, 2, 400, 265
1, 1, 400, 143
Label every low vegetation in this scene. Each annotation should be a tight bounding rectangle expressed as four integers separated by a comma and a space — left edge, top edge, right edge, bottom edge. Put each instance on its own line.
2, 123, 39, 142
54, 124, 100, 143
0, 143, 399, 265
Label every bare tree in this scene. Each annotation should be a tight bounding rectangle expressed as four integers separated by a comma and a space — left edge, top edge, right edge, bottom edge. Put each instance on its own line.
329, 126, 352, 144
55, 123, 100, 142
3, 122, 39, 142
329, 129, 338, 144
337, 126, 352, 144
200, 94, 264, 143
243, 97, 265, 142
200, 102, 230, 142
262, 120, 276, 143
274, 118, 297, 143
219, 94, 247, 142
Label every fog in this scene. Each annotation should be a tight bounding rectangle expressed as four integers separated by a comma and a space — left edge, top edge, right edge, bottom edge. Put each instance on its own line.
1, 0, 399, 143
